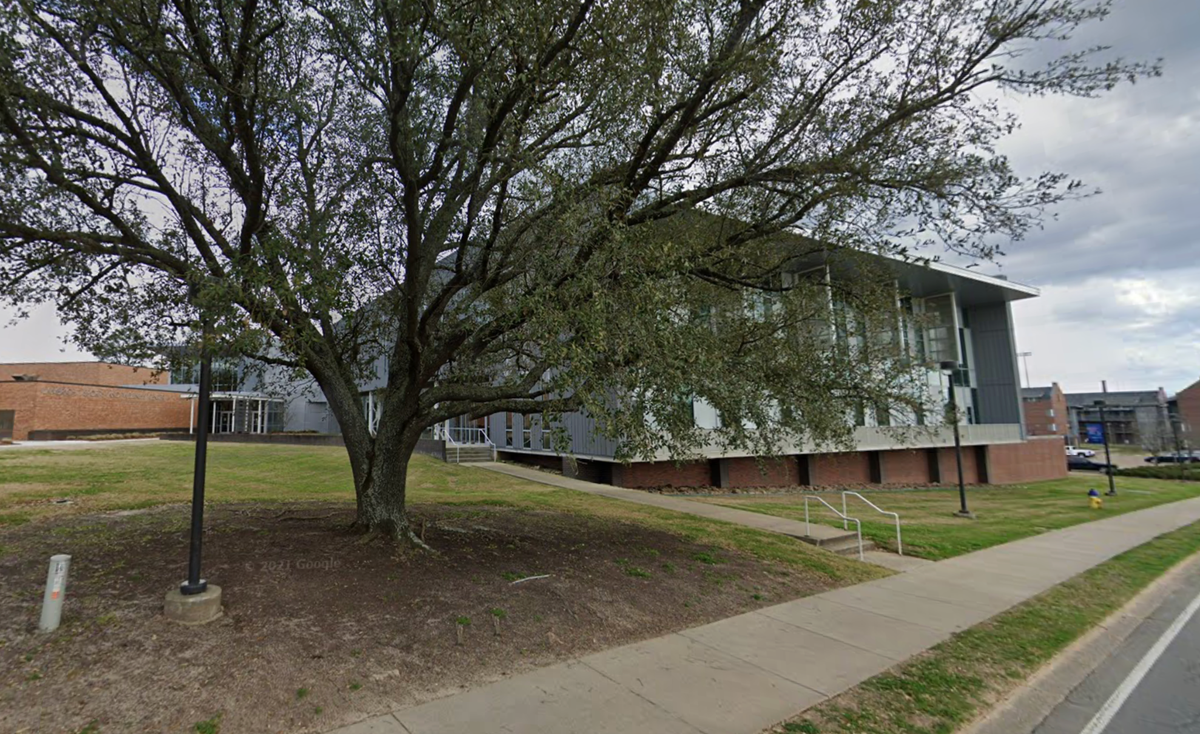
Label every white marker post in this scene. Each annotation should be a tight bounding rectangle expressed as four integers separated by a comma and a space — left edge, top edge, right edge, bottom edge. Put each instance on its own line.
38, 554, 71, 633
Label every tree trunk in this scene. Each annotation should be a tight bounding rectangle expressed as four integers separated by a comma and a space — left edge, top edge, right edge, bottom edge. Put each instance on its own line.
357, 459, 412, 538
354, 423, 423, 541
301, 353, 427, 542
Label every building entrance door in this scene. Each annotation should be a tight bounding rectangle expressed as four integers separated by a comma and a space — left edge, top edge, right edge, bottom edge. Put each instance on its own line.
211, 402, 236, 433
0, 410, 13, 441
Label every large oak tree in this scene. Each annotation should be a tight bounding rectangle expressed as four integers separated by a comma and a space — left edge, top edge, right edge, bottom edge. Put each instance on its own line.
0, 0, 1154, 539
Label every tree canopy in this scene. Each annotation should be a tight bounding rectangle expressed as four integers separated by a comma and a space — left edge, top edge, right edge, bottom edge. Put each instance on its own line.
0, 0, 1156, 537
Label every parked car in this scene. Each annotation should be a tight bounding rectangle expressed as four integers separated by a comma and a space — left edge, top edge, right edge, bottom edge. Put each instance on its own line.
1067, 455, 1114, 474
1145, 452, 1200, 464
1065, 445, 1096, 458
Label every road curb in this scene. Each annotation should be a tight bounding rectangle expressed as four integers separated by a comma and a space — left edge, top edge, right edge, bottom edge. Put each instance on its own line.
961, 546, 1200, 734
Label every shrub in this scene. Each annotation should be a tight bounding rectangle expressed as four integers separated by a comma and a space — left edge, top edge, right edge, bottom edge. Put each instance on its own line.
1116, 465, 1200, 481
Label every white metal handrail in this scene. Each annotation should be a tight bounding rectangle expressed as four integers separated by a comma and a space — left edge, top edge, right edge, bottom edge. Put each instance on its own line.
444, 427, 495, 447
842, 491, 903, 556
804, 495, 864, 561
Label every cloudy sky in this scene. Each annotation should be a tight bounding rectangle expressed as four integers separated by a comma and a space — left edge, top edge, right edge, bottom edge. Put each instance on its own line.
982, 0, 1200, 396
1, 0, 1197, 396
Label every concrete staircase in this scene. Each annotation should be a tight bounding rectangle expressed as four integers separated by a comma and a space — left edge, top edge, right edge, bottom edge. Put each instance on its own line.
798, 530, 877, 557
445, 445, 495, 463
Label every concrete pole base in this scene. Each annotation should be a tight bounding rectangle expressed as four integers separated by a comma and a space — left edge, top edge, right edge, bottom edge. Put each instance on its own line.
953, 510, 977, 520
164, 585, 223, 625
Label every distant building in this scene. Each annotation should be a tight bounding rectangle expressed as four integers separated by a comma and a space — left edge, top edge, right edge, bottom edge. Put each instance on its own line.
1065, 389, 1169, 447
1021, 383, 1069, 439
1169, 378, 1200, 449
0, 361, 191, 441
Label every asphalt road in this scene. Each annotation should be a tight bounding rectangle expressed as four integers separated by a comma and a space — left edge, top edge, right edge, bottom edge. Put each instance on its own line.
1032, 563, 1200, 734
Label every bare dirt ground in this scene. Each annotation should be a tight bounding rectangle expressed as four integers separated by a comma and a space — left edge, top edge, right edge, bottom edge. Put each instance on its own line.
0, 502, 842, 734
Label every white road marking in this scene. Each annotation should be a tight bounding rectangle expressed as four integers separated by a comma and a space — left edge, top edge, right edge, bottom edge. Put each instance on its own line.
1080, 587, 1200, 734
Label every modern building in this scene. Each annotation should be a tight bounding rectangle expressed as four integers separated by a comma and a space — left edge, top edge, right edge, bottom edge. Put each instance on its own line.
0, 361, 192, 441
1065, 389, 1169, 448
420, 250, 1068, 488
1021, 383, 1069, 439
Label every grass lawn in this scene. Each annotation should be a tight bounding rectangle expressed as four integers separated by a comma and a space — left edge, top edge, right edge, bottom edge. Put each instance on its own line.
1, 441, 892, 733
698, 476, 1200, 560
773, 519, 1200, 734
0, 440, 882, 584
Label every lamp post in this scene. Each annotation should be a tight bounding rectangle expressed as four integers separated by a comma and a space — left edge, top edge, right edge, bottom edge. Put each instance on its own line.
1017, 351, 1033, 389
182, 324, 212, 595
1094, 400, 1117, 496
940, 360, 973, 519
1168, 410, 1186, 480
164, 309, 223, 624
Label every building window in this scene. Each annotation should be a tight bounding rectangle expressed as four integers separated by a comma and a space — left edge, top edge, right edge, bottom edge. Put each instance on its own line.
505, 412, 514, 447
874, 403, 891, 428
924, 294, 958, 364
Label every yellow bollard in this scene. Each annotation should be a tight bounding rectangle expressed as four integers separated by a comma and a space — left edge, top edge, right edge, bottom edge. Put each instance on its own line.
1090, 495, 1103, 510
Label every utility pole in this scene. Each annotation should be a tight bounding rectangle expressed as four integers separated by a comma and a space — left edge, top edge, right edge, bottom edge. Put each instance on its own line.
1017, 351, 1033, 389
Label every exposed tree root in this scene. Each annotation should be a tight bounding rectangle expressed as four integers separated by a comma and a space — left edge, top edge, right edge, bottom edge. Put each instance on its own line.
406, 528, 435, 552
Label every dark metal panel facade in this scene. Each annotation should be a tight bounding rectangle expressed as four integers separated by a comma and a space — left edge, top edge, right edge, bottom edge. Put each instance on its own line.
966, 302, 1024, 428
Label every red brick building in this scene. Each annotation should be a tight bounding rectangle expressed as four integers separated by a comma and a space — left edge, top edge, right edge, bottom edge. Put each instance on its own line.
0, 362, 191, 441
1021, 383, 1070, 438
1172, 378, 1200, 447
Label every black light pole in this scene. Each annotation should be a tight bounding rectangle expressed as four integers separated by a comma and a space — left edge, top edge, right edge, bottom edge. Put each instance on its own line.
181, 323, 213, 595
1169, 411, 1185, 480
1095, 400, 1116, 497
940, 360, 973, 519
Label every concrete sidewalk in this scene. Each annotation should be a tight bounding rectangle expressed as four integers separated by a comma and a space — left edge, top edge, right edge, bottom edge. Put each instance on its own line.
478, 461, 849, 541
474, 461, 930, 572
329, 496, 1200, 734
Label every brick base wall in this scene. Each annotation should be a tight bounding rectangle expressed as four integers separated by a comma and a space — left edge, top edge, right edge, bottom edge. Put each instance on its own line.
811, 452, 872, 486
937, 446, 983, 485
986, 437, 1069, 484
613, 460, 711, 489
880, 449, 931, 484
725, 456, 798, 488
513, 439, 1068, 490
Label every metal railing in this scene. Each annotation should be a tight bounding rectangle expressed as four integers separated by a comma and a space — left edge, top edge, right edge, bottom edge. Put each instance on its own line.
842, 491, 903, 556
804, 495, 864, 561
444, 427, 495, 447
443, 426, 495, 463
